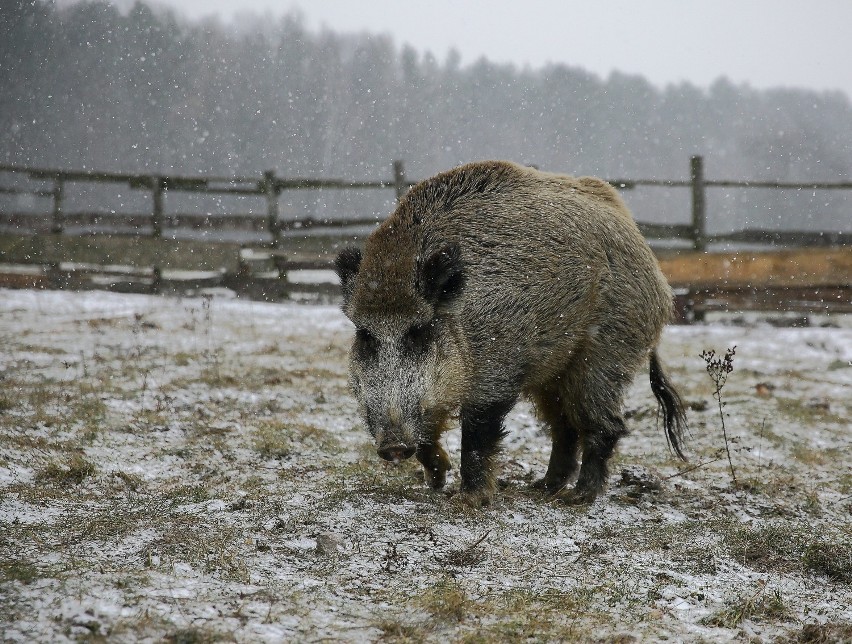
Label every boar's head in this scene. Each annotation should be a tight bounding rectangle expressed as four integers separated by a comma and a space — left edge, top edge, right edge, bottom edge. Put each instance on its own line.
335, 242, 468, 463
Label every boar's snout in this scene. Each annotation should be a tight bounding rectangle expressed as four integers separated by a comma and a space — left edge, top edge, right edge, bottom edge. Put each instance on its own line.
377, 444, 416, 463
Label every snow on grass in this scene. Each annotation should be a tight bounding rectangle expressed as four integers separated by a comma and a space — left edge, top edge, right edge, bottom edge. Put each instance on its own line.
1, 289, 850, 642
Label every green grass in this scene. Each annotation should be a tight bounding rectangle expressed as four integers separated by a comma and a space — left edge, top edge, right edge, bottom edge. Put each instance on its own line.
777, 622, 852, 643
776, 397, 847, 425
801, 541, 852, 583
163, 626, 234, 644
251, 416, 343, 462
702, 586, 789, 628
374, 620, 426, 642
36, 453, 97, 487
0, 559, 41, 585
161, 483, 210, 505
725, 524, 852, 582
454, 588, 604, 642
419, 578, 475, 623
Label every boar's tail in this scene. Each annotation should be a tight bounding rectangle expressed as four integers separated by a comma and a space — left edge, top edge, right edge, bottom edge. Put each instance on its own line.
649, 350, 688, 461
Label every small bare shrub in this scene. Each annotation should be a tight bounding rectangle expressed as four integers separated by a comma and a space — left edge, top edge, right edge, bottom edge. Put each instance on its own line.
700, 346, 737, 485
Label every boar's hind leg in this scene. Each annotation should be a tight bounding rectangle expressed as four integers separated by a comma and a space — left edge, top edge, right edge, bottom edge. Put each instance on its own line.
457, 398, 515, 506
416, 442, 451, 490
530, 390, 579, 494
565, 406, 628, 505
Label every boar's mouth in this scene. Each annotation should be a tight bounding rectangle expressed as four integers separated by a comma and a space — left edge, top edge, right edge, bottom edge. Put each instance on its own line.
376, 444, 417, 463
373, 418, 419, 464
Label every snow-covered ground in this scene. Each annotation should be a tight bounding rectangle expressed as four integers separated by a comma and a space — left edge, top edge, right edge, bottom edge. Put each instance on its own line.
1, 289, 850, 642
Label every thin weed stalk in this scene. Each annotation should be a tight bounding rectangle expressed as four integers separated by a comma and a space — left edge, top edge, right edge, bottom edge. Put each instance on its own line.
700, 346, 737, 486
201, 294, 219, 379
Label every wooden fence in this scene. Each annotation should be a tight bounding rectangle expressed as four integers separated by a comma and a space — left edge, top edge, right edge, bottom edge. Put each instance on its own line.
2, 156, 852, 249
2, 156, 851, 321
0, 160, 410, 244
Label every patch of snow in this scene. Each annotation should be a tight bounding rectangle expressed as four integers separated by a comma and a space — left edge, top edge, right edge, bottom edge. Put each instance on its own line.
1, 289, 850, 642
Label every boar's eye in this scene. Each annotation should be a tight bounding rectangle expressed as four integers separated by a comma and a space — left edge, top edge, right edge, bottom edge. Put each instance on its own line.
355, 328, 379, 357
404, 322, 433, 355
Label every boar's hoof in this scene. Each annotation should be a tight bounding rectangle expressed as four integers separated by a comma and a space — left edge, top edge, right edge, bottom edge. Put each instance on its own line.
377, 445, 416, 463
454, 487, 495, 508
424, 466, 448, 490
530, 477, 569, 496
416, 445, 451, 490
560, 486, 600, 506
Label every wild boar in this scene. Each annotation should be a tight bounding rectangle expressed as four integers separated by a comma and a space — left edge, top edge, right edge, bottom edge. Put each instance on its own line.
335, 160, 687, 506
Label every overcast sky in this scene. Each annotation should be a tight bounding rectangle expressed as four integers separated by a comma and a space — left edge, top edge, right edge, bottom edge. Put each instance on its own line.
68, 0, 852, 99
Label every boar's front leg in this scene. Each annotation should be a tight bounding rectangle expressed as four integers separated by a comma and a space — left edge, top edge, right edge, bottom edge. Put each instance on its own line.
416, 441, 450, 490
457, 398, 515, 507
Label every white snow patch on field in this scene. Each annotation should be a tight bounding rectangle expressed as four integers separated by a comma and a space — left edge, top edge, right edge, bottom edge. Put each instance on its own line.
0, 289, 850, 642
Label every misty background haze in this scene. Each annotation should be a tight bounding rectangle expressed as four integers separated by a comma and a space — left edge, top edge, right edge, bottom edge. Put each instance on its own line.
2, 0, 851, 234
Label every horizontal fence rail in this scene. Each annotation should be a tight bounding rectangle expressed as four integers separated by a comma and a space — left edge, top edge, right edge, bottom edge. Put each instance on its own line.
2, 247, 850, 323
2, 156, 851, 249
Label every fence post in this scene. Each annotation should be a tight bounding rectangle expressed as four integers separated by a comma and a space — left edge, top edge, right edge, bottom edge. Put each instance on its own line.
263, 170, 280, 247
393, 160, 407, 202
152, 176, 165, 238
50, 178, 64, 234
690, 155, 707, 252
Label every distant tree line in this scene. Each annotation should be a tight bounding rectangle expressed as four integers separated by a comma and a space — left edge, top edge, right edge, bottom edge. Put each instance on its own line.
2, 0, 851, 231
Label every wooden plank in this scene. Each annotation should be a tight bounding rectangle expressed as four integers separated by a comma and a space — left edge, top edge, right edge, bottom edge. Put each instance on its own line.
637, 222, 693, 240
272, 178, 406, 191
0, 213, 52, 231
690, 285, 852, 311
0, 165, 261, 189
706, 179, 852, 190
0, 265, 50, 289
672, 284, 852, 323
685, 290, 851, 320
658, 247, 852, 288
279, 217, 381, 231
275, 258, 336, 271
0, 186, 54, 197
709, 229, 852, 246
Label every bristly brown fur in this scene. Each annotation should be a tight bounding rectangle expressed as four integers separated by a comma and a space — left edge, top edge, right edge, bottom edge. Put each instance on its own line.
396, 160, 520, 225
339, 160, 688, 506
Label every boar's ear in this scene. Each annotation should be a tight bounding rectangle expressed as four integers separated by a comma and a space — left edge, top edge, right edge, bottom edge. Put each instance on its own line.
335, 246, 362, 304
418, 242, 465, 307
